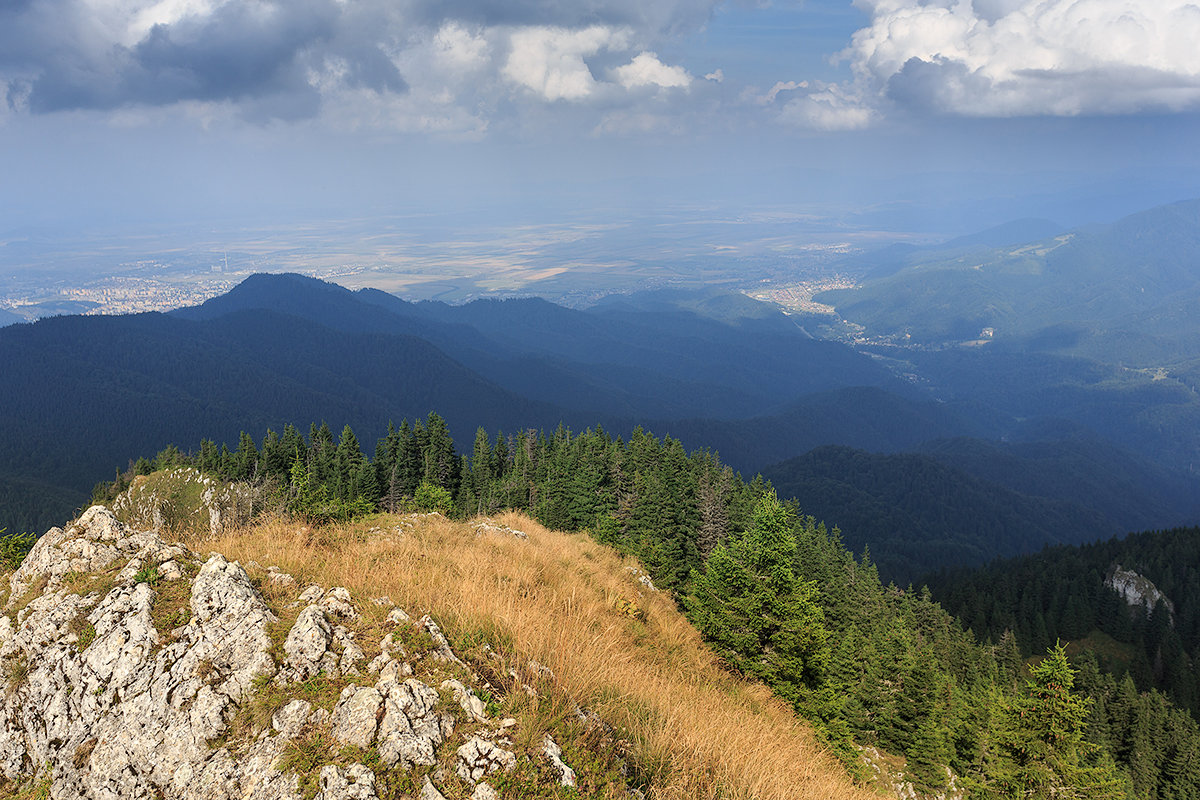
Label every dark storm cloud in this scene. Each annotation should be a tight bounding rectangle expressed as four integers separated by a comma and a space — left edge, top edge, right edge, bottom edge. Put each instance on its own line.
0, 0, 718, 121
3, 0, 406, 118
399, 0, 719, 36
884, 57, 976, 114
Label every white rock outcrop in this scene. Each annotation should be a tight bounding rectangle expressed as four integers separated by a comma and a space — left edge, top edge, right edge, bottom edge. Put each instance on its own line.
1105, 564, 1175, 620
543, 734, 577, 787
442, 678, 490, 724
0, 503, 632, 800
455, 736, 517, 786
0, 508, 283, 799
0, 507, 456, 800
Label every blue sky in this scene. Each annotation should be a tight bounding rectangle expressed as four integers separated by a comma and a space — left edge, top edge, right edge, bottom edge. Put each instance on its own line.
2, 0, 1199, 238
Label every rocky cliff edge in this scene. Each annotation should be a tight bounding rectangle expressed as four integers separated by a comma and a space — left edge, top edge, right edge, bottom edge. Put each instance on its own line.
0, 507, 604, 800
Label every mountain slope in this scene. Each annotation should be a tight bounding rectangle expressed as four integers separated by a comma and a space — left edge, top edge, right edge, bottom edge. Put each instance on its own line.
926, 526, 1200, 717
834, 217, 1065, 280
917, 435, 1199, 534
5, 270, 1198, 564
178, 274, 904, 420
764, 445, 1115, 583
0, 309, 566, 517
820, 198, 1200, 361
654, 386, 978, 472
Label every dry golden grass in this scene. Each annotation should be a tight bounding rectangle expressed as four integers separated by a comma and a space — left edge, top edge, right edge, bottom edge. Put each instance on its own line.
200, 511, 876, 800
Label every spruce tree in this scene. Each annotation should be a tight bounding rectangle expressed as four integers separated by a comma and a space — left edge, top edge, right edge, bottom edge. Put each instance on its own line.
686, 489, 830, 701
980, 642, 1126, 799
334, 424, 363, 501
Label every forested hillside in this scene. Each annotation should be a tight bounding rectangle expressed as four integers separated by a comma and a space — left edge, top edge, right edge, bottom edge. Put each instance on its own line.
927, 528, 1200, 717
3, 272, 1197, 584
764, 445, 1114, 582
87, 415, 1200, 799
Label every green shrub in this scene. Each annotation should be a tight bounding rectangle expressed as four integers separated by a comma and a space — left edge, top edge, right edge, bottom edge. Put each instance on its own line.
412, 481, 453, 514
0, 529, 38, 572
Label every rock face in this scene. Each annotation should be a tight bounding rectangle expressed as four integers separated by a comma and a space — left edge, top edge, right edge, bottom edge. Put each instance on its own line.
111, 467, 265, 538
1105, 564, 1175, 619
0, 507, 282, 799
0, 504, 635, 800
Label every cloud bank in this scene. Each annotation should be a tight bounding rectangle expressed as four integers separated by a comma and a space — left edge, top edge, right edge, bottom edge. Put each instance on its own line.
0, 0, 707, 128
3, 0, 1200, 135
846, 0, 1200, 116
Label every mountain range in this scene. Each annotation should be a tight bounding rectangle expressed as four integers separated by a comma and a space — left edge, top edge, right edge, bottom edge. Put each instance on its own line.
2, 199, 1200, 582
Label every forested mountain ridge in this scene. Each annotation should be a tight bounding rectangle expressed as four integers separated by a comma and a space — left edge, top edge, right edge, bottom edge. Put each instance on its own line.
915, 436, 1197, 536
3, 270, 1198, 581
0, 275, 923, 534
762, 436, 1197, 583
763, 445, 1114, 583
79, 415, 1200, 799
0, 308, 566, 533
177, 272, 902, 419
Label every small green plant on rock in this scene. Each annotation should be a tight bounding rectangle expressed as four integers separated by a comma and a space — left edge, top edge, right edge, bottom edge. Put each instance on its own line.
277, 725, 335, 800
149, 578, 193, 646
10, 763, 52, 800
133, 563, 160, 587
68, 613, 96, 651
4, 653, 29, 697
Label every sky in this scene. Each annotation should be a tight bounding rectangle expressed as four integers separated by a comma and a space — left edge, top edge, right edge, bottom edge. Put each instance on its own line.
2, 0, 1200, 240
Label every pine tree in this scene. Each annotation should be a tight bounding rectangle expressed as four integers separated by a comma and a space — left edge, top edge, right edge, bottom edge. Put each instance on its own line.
397, 419, 423, 497
907, 714, 952, 793
234, 431, 259, 480
334, 424, 364, 501
696, 461, 731, 557
382, 463, 403, 514
979, 642, 1126, 799
260, 428, 288, 478
309, 422, 335, 487
421, 412, 457, 495
469, 427, 494, 516
686, 489, 830, 701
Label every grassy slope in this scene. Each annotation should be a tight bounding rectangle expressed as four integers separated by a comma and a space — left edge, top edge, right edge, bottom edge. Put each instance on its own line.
200, 511, 873, 800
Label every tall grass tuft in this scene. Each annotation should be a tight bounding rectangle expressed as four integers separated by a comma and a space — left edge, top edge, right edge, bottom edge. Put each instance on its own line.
201, 512, 873, 800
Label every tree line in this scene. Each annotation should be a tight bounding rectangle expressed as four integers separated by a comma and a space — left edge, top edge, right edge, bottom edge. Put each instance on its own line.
89, 416, 1200, 799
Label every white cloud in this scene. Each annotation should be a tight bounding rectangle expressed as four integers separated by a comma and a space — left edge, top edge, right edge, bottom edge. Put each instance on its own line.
704, 68, 723, 83
778, 83, 875, 130
434, 22, 490, 73
613, 52, 691, 90
755, 79, 805, 105
845, 0, 1200, 116
502, 25, 628, 101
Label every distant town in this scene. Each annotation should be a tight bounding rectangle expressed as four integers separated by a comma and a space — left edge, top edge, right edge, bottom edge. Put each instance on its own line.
745, 277, 858, 315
